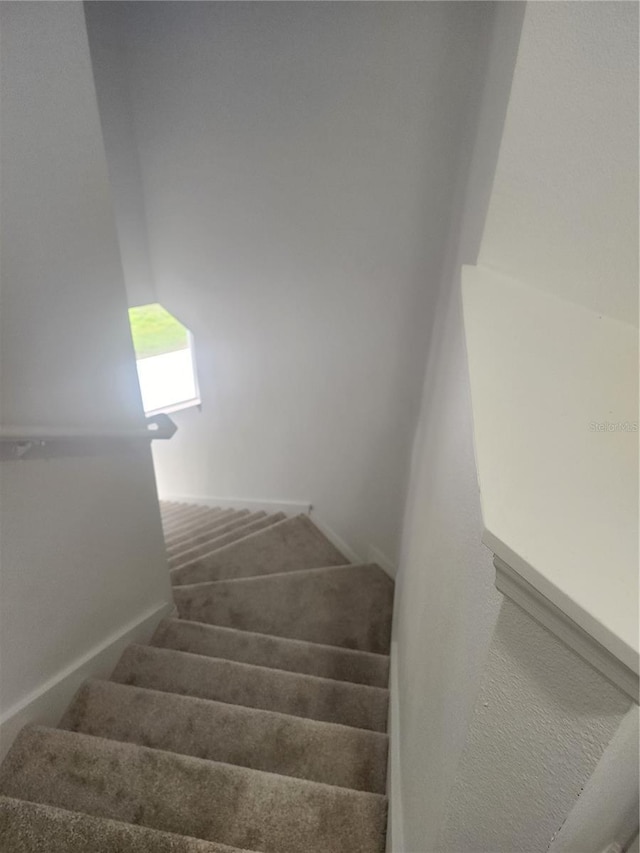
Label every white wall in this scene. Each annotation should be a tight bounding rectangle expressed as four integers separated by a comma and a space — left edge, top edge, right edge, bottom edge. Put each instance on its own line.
84, 2, 156, 309
0, 2, 171, 751
479, 1, 639, 326
438, 601, 630, 852
100, 1, 497, 563
392, 2, 638, 849
389, 4, 525, 849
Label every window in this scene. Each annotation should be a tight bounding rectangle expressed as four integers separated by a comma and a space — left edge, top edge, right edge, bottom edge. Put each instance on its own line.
128, 303, 200, 415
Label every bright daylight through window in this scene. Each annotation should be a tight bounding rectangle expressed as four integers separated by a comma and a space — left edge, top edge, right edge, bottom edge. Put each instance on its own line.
128, 303, 200, 415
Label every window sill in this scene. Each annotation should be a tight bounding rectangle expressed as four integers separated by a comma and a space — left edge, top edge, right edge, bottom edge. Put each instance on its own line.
145, 398, 201, 418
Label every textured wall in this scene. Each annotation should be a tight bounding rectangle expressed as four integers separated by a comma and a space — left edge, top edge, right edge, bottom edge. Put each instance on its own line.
548, 705, 639, 853
479, 1, 639, 326
438, 602, 631, 851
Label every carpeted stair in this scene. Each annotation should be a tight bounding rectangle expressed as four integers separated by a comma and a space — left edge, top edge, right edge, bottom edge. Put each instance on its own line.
0, 502, 394, 852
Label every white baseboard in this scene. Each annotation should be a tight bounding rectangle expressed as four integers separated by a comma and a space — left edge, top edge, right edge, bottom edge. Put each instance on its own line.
387, 640, 405, 852
161, 493, 312, 517
368, 544, 398, 579
308, 513, 363, 565
298, 512, 398, 579
0, 601, 172, 760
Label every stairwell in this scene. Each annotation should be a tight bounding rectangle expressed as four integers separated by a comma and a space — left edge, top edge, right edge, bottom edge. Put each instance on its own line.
0, 502, 394, 852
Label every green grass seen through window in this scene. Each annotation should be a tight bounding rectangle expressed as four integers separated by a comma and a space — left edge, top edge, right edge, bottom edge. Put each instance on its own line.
128, 303, 189, 359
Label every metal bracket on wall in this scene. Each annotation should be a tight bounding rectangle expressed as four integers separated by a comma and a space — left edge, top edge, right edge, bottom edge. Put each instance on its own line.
0, 415, 178, 461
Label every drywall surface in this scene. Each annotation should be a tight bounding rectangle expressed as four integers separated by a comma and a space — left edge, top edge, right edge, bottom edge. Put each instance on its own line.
438, 601, 631, 852
548, 705, 639, 853
85, 2, 156, 308
392, 4, 638, 849
0, 451, 170, 717
395, 4, 640, 849
479, 1, 639, 326
0, 2, 170, 733
393, 283, 503, 852
0, 3, 143, 429
112, 1, 496, 562
389, 4, 524, 849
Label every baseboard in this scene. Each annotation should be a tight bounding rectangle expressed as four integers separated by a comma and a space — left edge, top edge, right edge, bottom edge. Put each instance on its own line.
308, 513, 363, 564
368, 544, 398, 579
161, 493, 312, 517
386, 639, 405, 852
0, 601, 172, 760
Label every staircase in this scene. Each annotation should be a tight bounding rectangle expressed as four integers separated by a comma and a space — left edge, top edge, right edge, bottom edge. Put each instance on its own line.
0, 502, 394, 852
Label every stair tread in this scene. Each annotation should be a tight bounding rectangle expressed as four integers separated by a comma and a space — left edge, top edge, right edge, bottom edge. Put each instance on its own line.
161, 502, 206, 517
171, 514, 348, 584
162, 506, 214, 530
165, 510, 250, 545
60, 679, 388, 793
164, 509, 247, 542
170, 513, 285, 569
167, 512, 268, 558
173, 563, 394, 654
167, 510, 267, 555
168, 517, 264, 564
162, 508, 199, 524
166, 511, 261, 553
164, 506, 240, 531
0, 796, 248, 852
152, 618, 390, 687
111, 644, 389, 732
0, 727, 387, 853
0, 502, 391, 850
161, 501, 211, 514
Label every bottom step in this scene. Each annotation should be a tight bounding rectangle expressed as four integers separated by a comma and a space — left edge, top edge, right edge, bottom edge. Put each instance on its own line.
0, 797, 247, 853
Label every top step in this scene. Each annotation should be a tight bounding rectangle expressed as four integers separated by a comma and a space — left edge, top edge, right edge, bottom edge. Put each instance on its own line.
170, 515, 348, 584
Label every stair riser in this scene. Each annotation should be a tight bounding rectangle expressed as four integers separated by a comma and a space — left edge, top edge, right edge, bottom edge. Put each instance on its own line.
162, 507, 214, 529
161, 502, 202, 517
164, 511, 249, 546
167, 512, 268, 559
160, 507, 193, 524
152, 619, 390, 688
170, 515, 347, 584
169, 515, 284, 569
160, 502, 198, 518
163, 515, 218, 538
111, 645, 389, 732
166, 512, 257, 553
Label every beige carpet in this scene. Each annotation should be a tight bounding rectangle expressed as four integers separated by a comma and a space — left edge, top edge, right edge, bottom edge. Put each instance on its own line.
0, 502, 394, 852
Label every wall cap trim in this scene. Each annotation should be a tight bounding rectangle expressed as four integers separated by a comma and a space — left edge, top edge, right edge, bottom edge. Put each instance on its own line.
494, 556, 638, 703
